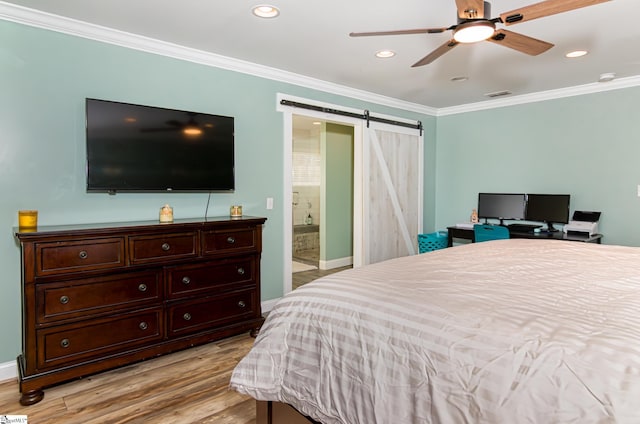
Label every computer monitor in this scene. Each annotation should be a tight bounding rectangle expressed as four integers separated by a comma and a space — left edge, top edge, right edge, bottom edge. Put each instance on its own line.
477, 193, 527, 225
525, 194, 570, 232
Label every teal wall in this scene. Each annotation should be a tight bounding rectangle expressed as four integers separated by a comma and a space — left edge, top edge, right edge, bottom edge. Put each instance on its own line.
435, 86, 640, 246
3, 16, 637, 368
0, 20, 434, 364
321, 123, 354, 262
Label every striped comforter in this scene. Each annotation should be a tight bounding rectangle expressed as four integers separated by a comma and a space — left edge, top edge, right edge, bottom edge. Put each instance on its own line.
230, 239, 640, 423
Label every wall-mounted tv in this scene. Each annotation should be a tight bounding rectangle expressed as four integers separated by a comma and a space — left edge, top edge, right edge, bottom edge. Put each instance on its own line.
86, 98, 234, 193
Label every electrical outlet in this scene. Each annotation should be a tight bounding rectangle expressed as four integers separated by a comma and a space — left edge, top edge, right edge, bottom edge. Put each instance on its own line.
266, 197, 274, 210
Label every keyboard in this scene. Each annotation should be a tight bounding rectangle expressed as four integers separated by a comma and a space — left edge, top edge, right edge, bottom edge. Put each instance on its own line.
507, 223, 542, 232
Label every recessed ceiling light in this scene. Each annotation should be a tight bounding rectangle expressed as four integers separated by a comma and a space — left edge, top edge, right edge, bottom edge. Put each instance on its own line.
451, 76, 469, 82
566, 50, 588, 58
375, 50, 395, 58
312, 121, 322, 125
252, 5, 280, 18
598, 72, 616, 83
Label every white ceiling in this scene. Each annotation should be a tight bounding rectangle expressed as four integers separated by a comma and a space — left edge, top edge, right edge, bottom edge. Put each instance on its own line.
2, 0, 639, 109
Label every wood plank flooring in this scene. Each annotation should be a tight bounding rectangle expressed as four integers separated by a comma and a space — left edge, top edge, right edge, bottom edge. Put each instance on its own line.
0, 333, 257, 423
292, 247, 352, 290
292, 265, 352, 290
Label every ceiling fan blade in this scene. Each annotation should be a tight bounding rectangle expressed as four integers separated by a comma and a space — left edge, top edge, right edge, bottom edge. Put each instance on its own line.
500, 0, 611, 25
350, 27, 450, 37
140, 128, 181, 133
456, 0, 486, 19
165, 120, 184, 128
412, 40, 459, 67
487, 29, 553, 56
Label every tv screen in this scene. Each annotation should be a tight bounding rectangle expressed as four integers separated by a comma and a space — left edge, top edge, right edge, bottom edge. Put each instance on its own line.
477, 193, 526, 222
526, 194, 570, 231
86, 98, 234, 193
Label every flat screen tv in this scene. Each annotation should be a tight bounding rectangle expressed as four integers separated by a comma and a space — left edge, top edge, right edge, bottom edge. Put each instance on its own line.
525, 194, 570, 232
86, 98, 234, 193
477, 193, 526, 225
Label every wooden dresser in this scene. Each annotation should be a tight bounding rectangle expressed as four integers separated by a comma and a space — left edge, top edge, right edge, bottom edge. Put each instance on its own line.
14, 216, 266, 405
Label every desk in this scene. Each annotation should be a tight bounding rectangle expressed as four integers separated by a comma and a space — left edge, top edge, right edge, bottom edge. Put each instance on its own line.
446, 226, 602, 247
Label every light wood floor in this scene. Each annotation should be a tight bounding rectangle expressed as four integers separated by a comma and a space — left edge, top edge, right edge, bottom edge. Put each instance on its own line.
292, 248, 352, 290
0, 333, 257, 423
292, 265, 352, 290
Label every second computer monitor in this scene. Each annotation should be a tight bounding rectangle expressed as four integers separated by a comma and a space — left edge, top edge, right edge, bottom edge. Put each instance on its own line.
525, 194, 570, 232
477, 193, 527, 224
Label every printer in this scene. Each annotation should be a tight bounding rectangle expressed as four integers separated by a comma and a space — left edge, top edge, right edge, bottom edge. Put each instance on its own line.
563, 210, 601, 236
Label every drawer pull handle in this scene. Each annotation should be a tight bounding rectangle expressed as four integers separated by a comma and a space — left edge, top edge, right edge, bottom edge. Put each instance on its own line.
182, 276, 191, 285
78, 250, 88, 259
161, 243, 171, 251
183, 313, 192, 321
138, 283, 147, 292
237, 267, 245, 275
227, 237, 235, 244
139, 321, 148, 330
60, 338, 70, 348
59, 295, 70, 304
238, 300, 246, 308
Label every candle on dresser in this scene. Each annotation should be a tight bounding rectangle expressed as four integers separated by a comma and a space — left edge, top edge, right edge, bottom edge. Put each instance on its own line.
230, 205, 243, 217
159, 204, 173, 223
18, 210, 38, 230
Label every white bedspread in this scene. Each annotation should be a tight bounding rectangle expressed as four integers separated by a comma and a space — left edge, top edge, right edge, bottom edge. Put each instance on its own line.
230, 239, 640, 423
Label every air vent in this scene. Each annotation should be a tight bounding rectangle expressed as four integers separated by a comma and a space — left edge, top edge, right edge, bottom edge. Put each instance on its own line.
484, 90, 512, 98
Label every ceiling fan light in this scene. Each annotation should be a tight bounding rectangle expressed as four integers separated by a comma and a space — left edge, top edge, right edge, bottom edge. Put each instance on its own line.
453, 21, 495, 43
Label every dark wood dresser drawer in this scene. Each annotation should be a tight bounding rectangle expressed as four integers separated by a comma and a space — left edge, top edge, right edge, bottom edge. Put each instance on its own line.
37, 308, 163, 369
36, 271, 162, 324
35, 238, 125, 276
129, 232, 198, 264
167, 289, 257, 337
202, 228, 256, 255
166, 258, 255, 300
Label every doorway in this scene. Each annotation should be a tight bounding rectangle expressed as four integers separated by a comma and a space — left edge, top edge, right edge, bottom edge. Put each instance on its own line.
291, 116, 354, 289
279, 95, 423, 296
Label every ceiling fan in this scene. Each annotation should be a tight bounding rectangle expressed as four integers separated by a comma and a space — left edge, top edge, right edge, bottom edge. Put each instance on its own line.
349, 0, 611, 66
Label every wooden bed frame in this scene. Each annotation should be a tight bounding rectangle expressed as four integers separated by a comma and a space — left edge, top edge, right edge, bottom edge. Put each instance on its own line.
256, 400, 320, 424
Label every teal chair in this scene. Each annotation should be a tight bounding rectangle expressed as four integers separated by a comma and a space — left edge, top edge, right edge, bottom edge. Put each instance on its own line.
473, 224, 510, 243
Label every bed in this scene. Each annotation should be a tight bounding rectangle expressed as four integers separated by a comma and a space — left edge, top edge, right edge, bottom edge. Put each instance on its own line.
230, 239, 640, 423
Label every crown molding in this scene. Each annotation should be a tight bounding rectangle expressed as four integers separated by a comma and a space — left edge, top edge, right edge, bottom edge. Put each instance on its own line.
0, 1, 436, 116
1, 1, 638, 118
437, 75, 640, 116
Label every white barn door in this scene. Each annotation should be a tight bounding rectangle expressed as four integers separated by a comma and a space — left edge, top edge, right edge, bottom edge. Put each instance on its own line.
362, 123, 423, 265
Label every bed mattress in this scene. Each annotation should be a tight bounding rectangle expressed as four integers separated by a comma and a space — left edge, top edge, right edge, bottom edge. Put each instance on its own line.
230, 239, 640, 423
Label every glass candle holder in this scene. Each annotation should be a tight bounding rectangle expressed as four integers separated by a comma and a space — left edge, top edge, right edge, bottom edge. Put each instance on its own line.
18, 210, 38, 230
159, 204, 173, 223
230, 205, 243, 217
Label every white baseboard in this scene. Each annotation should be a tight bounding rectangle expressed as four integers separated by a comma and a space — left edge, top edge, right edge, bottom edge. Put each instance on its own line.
319, 256, 352, 271
0, 298, 284, 384
261, 298, 280, 314
0, 360, 17, 383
